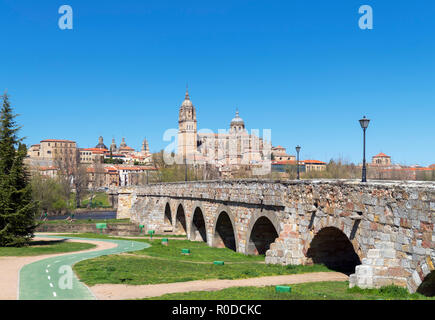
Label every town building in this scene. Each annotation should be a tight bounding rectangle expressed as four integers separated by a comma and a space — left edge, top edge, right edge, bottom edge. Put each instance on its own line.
371, 152, 392, 166
303, 159, 327, 172
271, 146, 295, 161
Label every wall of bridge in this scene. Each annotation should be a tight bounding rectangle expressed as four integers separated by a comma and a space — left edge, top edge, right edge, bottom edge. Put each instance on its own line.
116, 179, 435, 294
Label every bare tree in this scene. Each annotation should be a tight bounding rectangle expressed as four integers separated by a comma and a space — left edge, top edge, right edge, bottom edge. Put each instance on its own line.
55, 148, 88, 208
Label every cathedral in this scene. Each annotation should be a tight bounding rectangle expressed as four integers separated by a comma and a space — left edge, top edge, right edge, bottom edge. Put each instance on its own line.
177, 88, 270, 167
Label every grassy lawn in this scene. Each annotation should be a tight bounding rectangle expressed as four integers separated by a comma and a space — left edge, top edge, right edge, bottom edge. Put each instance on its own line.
81, 192, 111, 207
60, 233, 261, 262
69, 233, 330, 286
144, 281, 435, 300
131, 239, 265, 263
74, 255, 331, 286
0, 239, 96, 256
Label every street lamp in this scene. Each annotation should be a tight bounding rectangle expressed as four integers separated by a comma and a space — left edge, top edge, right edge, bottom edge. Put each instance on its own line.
295, 145, 301, 180
359, 116, 370, 182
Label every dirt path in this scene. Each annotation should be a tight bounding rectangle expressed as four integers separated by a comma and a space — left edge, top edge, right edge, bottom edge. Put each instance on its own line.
0, 237, 117, 300
91, 272, 349, 300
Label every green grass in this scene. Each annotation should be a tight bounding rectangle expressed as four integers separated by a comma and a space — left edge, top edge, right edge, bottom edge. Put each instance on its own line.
81, 192, 111, 207
144, 281, 435, 300
40, 218, 130, 225
59, 233, 260, 262
131, 239, 265, 262
0, 240, 96, 256
73, 254, 331, 286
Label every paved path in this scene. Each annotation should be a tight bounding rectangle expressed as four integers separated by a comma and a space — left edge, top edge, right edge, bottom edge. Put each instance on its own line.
91, 272, 349, 300
18, 235, 149, 300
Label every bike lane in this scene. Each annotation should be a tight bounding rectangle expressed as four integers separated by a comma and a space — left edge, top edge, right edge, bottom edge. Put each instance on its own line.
19, 235, 150, 300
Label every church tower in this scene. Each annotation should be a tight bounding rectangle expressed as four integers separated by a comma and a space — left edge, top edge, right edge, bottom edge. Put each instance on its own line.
178, 87, 197, 159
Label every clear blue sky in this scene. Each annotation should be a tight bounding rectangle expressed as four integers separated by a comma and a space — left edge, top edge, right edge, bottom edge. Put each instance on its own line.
1, 0, 434, 166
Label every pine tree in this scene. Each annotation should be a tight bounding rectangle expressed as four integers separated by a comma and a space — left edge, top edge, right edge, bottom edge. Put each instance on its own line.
0, 93, 38, 247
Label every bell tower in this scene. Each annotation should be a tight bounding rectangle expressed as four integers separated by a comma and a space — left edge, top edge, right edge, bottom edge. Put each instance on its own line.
178, 86, 197, 159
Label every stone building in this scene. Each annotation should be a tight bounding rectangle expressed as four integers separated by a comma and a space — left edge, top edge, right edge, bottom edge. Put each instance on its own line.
372, 152, 392, 166
177, 88, 270, 168
79, 148, 107, 164
271, 146, 295, 161
26, 139, 78, 167
303, 160, 327, 172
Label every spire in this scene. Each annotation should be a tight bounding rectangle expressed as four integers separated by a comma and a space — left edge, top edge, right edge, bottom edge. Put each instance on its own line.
235, 108, 239, 118
185, 84, 190, 100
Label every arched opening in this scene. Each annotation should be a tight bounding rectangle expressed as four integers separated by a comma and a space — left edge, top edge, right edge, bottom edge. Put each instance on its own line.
417, 271, 435, 297
306, 227, 361, 275
175, 204, 187, 235
190, 207, 207, 242
247, 216, 278, 255
164, 203, 172, 226
213, 211, 236, 251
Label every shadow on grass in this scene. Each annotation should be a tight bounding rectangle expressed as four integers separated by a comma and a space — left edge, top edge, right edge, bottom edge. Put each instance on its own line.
29, 239, 68, 246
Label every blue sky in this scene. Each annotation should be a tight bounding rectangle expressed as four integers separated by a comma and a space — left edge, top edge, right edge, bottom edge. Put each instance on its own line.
0, 0, 434, 166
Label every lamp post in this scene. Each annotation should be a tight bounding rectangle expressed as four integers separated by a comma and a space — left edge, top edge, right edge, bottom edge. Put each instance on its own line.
359, 116, 370, 182
295, 145, 301, 180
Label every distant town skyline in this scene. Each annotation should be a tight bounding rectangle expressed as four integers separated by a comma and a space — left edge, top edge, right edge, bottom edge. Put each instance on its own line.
1, 1, 434, 166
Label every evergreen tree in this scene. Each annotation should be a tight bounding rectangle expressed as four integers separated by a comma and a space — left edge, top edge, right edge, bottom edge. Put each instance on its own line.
0, 93, 38, 247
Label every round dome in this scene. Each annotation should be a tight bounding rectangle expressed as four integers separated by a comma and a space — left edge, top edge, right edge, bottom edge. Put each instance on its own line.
95, 136, 108, 150
230, 110, 244, 126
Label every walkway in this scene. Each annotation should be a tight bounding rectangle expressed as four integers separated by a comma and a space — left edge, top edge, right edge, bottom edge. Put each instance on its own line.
18, 235, 149, 300
91, 272, 349, 300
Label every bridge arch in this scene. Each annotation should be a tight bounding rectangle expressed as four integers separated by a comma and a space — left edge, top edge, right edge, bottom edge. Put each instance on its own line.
189, 206, 208, 242
164, 202, 172, 226
246, 210, 280, 255
411, 256, 435, 296
306, 226, 362, 275
212, 206, 238, 252
174, 203, 187, 235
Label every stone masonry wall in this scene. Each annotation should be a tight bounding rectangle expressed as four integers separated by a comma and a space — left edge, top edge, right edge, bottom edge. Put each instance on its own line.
116, 179, 435, 293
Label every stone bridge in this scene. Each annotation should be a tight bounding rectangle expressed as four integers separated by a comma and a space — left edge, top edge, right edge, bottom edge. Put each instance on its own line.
114, 179, 435, 295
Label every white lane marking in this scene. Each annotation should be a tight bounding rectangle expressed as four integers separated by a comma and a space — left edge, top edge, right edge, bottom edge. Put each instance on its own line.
47, 264, 51, 268
48, 276, 51, 280
46, 269, 49, 273
53, 292, 57, 297
49, 283, 53, 288
54, 260, 60, 263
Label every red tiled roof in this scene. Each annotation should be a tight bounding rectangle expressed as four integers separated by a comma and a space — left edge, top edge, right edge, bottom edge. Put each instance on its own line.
373, 152, 390, 158
38, 166, 57, 171
82, 148, 109, 152
272, 160, 298, 165
115, 165, 157, 171
119, 146, 135, 150
303, 160, 326, 165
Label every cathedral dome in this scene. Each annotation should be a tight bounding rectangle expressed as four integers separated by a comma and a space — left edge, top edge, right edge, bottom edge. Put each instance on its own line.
95, 136, 108, 150
230, 110, 244, 126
